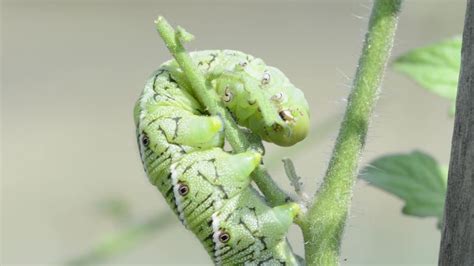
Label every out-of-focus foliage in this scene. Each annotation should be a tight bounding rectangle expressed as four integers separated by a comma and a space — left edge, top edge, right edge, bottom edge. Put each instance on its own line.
97, 198, 133, 225
67, 212, 175, 266
360, 151, 447, 228
392, 36, 461, 115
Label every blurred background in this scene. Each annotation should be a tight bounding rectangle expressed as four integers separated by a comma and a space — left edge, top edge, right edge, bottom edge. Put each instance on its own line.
2, 0, 465, 265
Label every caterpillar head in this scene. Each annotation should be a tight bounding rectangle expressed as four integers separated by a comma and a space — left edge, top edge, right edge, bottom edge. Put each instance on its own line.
262, 67, 310, 146
214, 51, 310, 147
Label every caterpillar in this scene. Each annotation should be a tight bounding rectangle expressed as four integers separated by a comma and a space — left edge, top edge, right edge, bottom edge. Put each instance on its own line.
134, 50, 310, 265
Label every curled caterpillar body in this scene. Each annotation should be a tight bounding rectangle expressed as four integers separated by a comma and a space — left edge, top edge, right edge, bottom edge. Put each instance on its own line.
134, 50, 308, 265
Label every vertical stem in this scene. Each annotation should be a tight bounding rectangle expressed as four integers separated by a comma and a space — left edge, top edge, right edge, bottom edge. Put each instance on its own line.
300, 0, 402, 265
439, 1, 474, 265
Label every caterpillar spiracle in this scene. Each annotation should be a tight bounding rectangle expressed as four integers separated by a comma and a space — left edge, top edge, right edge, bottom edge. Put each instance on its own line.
134, 50, 310, 265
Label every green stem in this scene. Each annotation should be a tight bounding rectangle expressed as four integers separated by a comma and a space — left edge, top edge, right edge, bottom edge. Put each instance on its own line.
300, 0, 402, 265
155, 17, 290, 206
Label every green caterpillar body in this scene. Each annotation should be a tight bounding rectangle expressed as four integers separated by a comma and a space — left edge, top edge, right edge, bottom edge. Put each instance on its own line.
134, 50, 309, 265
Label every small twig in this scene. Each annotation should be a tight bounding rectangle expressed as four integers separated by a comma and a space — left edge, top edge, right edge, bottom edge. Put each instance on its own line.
155, 16, 290, 206
282, 158, 304, 196
299, 0, 403, 265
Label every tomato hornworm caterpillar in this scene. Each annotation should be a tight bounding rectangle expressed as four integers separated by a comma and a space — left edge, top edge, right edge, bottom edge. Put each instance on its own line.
134, 50, 309, 265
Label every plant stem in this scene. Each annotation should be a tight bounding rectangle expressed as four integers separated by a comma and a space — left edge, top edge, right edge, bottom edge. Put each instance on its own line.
300, 0, 402, 265
155, 16, 290, 206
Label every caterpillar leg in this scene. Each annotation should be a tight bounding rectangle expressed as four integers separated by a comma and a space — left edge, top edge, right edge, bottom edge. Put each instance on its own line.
138, 67, 224, 150
141, 107, 224, 150
260, 202, 300, 246
163, 112, 224, 148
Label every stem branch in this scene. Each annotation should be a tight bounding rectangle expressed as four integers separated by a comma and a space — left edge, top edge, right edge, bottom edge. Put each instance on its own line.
300, 1, 402, 264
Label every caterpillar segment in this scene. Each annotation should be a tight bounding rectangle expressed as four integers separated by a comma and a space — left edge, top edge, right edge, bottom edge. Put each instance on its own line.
209, 190, 300, 265
135, 50, 309, 265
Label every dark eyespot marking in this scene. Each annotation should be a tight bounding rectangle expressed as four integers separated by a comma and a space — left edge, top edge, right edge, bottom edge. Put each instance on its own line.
178, 183, 189, 196
279, 110, 294, 122
218, 231, 230, 243
262, 71, 271, 85
142, 134, 150, 146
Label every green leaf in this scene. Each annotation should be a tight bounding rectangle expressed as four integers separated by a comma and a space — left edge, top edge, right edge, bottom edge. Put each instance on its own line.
392, 36, 461, 112
97, 198, 132, 225
360, 151, 447, 226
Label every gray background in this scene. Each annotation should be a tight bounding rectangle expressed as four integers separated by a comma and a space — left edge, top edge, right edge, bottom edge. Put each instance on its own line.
2, 0, 464, 265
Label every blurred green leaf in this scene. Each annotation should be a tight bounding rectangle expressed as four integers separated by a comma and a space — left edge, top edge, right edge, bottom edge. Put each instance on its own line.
360, 151, 447, 226
392, 36, 461, 114
67, 212, 175, 266
97, 198, 132, 225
